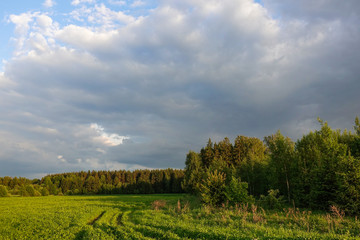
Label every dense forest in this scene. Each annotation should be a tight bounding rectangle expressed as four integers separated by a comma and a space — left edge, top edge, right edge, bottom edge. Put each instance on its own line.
0, 169, 184, 197
182, 117, 360, 214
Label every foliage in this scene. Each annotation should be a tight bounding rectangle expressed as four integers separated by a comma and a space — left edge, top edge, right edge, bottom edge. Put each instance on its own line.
259, 189, 284, 210
25, 184, 40, 197
41, 187, 49, 196
200, 170, 227, 206
292, 119, 360, 213
224, 176, 252, 204
184, 135, 269, 201
233, 136, 268, 196
181, 151, 203, 194
0, 185, 9, 197
0, 169, 185, 196
183, 116, 360, 214
264, 131, 295, 204
336, 155, 360, 214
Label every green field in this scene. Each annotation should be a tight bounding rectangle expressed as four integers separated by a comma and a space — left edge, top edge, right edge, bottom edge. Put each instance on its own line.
0, 194, 360, 240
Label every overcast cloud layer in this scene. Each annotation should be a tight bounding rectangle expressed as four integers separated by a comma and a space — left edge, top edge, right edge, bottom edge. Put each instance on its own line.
1, 0, 360, 178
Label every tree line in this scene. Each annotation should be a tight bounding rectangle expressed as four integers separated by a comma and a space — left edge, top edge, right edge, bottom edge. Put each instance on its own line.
182, 117, 360, 214
0, 169, 184, 197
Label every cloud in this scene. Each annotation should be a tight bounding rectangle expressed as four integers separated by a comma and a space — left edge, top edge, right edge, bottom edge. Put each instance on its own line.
131, 1, 145, 8
108, 0, 126, 6
1, 0, 360, 177
262, 0, 360, 20
57, 155, 67, 163
0, 72, 14, 88
90, 123, 130, 146
68, 3, 135, 27
43, 0, 56, 8
71, 0, 97, 6
9, 13, 34, 35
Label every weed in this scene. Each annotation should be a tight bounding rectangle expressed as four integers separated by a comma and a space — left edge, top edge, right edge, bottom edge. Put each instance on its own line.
151, 199, 167, 211
330, 205, 345, 221
251, 204, 265, 224
283, 207, 311, 231
325, 213, 333, 232
175, 199, 190, 214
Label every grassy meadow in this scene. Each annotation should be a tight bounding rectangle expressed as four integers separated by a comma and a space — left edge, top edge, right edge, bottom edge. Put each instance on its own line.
0, 194, 360, 239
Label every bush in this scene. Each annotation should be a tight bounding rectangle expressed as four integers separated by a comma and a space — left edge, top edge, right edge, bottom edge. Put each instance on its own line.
25, 185, 36, 196
19, 188, 29, 196
0, 185, 9, 197
65, 190, 73, 195
200, 170, 227, 207
41, 188, 49, 196
225, 176, 253, 204
34, 190, 41, 196
259, 189, 284, 209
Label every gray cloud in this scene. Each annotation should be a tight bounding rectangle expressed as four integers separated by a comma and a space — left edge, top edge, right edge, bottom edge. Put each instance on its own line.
1, 0, 360, 177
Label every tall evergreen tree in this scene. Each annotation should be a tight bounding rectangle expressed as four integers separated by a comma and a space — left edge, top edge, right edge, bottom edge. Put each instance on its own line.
200, 138, 214, 168
183, 150, 206, 194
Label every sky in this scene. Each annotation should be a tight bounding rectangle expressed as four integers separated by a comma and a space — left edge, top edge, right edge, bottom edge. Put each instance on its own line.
0, 0, 359, 178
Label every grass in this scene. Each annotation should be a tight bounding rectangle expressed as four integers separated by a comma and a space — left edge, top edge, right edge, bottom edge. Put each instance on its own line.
0, 194, 359, 239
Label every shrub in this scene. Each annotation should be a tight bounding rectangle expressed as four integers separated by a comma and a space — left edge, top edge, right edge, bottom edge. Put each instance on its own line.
41, 188, 49, 196
25, 185, 36, 197
19, 186, 29, 197
0, 185, 9, 197
224, 176, 253, 204
34, 190, 41, 197
65, 190, 73, 195
260, 189, 284, 209
200, 170, 227, 207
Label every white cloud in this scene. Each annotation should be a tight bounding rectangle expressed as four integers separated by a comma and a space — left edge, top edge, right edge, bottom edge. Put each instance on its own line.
71, 0, 96, 6
36, 15, 53, 29
90, 4, 136, 26
90, 123, 130, 146
131, 0, 145, 8
8, 13, 59, 57
57, 155, 67, 163
68, 3, 135, 28
43, 0, 56, 8
108, 0, 126, 6
9, 12, 35, 35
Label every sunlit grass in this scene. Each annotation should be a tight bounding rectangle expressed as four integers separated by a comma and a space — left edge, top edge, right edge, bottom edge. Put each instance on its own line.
0, 194, 359, 239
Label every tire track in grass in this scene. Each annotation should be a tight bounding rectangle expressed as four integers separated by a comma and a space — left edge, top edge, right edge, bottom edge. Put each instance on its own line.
121, 210, 183, 240
89, 210, 149, 240
117, 212, 124, 226
87, 211, 106, 226
86, 210, 127, 239
131, 224, 183, 240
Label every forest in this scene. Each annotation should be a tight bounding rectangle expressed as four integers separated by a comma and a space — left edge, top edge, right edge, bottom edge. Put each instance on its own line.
182, 117, 360, 215
0, 168, 185, 197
